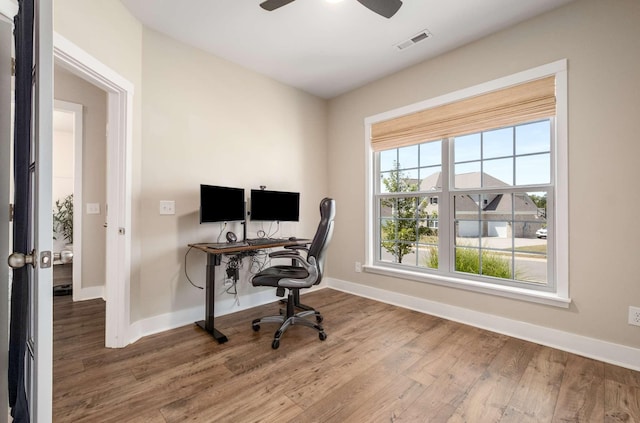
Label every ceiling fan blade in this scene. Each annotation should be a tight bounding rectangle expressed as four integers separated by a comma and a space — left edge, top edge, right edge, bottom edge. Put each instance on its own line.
356, 0, 403, 18
260, 0, 297, 11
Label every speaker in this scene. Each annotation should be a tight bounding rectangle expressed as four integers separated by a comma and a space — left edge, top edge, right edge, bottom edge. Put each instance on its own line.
226, 231, 237, 243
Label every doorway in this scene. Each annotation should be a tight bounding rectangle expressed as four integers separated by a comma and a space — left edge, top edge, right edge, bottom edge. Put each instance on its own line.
53, 67, 109, 302
52, 100, 83, 298
54, 33, 134, 348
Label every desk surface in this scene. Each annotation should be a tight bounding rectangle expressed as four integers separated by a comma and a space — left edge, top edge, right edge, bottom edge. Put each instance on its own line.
189, 238, 311, 255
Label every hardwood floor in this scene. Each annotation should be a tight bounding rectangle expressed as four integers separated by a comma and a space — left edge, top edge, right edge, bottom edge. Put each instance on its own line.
53, 289, 640, 422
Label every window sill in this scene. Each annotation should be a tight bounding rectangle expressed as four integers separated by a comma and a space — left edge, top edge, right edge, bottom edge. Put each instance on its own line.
363, 264, 571, 308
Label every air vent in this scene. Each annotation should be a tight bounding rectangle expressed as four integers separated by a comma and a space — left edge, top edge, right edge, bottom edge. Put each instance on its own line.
395, 29, 432, 51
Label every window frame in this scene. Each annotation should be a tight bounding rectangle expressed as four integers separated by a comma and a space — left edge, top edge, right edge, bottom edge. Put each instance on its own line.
364, 60, 569, 307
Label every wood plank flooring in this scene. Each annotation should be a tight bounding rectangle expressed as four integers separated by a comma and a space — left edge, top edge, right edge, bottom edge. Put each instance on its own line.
53, 289, 640, 422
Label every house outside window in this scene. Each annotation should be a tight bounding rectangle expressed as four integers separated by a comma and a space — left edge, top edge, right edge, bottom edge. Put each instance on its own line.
365, 61, 569, 306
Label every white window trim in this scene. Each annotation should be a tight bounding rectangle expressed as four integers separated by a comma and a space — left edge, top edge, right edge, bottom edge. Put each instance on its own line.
364, 60, 569, 308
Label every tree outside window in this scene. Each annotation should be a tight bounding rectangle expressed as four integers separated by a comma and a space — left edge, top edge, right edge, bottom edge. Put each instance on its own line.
380, 162, 436, 263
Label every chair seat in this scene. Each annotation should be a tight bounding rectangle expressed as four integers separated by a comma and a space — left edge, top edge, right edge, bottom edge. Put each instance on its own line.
251, 266, 309, 288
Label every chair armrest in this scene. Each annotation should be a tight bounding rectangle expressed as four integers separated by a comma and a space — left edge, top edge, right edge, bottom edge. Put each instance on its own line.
268, 250, 300, 259
285, 245, 309, 253
278, 256, 318, 288
268, 249, 315, 271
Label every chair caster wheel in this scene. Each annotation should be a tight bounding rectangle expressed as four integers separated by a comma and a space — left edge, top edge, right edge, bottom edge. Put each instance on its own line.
319, 332, 327, 341
272, 339, 280, 349
252, 324, 260, 332
316, 315, 323, 323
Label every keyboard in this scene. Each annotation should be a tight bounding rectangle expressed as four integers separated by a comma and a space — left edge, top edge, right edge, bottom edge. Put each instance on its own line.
246, 238, 287, 246
206, 242, 249, 249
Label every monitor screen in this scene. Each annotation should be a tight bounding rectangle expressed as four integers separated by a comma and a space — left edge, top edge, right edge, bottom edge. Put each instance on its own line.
250, 189, 300, 222
200, 184, 246, 223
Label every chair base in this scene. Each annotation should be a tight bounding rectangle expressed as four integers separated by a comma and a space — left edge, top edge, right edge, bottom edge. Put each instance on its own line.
279, 289, 315, 312
252, 289, 326, 349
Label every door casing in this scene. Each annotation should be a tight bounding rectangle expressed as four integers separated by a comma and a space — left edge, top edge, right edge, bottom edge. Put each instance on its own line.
53, 33, 133, 348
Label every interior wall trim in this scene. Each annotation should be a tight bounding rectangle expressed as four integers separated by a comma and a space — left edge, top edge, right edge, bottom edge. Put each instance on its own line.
53, 32, 133, 348
326, 277, 640, 372
74, 286, 105, 303
127, 285, 325, 344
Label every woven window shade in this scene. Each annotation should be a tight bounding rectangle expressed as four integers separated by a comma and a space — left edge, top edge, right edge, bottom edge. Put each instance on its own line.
371, 76, 556, 151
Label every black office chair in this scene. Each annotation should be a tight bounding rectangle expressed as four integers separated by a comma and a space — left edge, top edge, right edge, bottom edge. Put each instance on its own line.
251, 197, 335, 349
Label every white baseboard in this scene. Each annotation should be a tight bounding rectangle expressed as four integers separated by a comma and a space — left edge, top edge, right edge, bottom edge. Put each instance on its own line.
127, 284, 325, 344
326, 277, 640, 372
73, 285, 105, 302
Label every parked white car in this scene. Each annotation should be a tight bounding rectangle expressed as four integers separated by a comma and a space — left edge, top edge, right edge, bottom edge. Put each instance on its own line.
536, 228, 547, 239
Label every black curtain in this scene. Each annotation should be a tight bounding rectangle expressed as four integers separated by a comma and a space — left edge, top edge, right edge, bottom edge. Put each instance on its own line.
9, 0, 34, 422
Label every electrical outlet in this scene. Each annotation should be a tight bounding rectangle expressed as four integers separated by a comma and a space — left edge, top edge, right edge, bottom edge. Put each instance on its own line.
159, 200, 175, 215
629, 306, 640, 326
355, 261, 362, 273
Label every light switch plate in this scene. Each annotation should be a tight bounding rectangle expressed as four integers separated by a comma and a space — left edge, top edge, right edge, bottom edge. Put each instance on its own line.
159, 200, 175, 215
86, 203, 100, 215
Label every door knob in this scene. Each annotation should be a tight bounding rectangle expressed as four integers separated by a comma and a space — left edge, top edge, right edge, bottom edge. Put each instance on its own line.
8, 251, 36, 269
54, 250, 73, 264
8, 249, 73, 269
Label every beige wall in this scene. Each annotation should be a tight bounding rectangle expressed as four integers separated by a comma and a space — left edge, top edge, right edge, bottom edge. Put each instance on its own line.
327, 0, 640, 349
54, 67, 107, 289
137, 28, 328, 320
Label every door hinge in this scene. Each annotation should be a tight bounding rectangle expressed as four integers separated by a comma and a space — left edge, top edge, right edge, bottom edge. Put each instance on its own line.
11, 58, 15, 76
9, 203, 13, 222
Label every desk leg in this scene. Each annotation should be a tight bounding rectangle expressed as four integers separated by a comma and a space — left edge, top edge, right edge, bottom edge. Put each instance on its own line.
195, 253, 228, 343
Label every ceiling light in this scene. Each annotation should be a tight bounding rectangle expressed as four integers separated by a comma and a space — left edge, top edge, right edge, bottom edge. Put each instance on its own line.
325, 0, 344, 3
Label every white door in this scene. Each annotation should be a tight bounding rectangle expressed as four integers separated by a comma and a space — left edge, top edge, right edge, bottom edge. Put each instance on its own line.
6, 0, 54, 421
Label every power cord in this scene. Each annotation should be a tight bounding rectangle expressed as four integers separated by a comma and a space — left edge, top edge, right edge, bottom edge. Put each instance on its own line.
217, 222, 227, 243
255, 221, 280, 239
267, 221, 280, 238
249, 250, 271, 275
224, 255, 243, 306
184, 245, 204, 290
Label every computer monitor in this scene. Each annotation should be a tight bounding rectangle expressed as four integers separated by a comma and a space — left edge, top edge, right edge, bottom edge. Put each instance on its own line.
250, 189, 300, 222
200, 184, 245, 223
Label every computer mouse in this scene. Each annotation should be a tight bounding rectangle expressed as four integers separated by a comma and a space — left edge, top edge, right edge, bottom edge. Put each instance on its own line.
288, 237, 297, 241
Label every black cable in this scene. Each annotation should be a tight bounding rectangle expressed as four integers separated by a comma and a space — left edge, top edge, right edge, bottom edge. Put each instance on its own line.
184, 245, 204, 290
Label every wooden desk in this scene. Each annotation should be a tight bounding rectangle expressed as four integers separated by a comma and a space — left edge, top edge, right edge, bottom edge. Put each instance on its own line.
189, 238, 310, 343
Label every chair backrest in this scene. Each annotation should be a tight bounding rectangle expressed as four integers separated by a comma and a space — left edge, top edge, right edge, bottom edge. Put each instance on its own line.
307, 198, 335, 285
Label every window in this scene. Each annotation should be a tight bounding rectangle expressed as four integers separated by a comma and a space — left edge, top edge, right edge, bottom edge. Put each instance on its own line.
365, 61, 569, 306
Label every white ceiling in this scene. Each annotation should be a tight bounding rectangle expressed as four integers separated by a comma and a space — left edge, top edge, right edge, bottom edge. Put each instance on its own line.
120, 0, 573, 99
